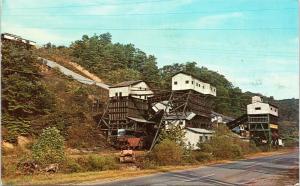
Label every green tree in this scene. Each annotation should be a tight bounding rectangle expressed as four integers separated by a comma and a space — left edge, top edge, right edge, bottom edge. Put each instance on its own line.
2, 40, 55, 142
32, 127, 65, 165
158, 125, 186, 146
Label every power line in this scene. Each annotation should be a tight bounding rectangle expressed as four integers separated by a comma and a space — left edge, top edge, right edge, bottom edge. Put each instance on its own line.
5, 0, 175, 9
16, 27, 297, 31
3, 7, 297, 16
137, 45, 297, 57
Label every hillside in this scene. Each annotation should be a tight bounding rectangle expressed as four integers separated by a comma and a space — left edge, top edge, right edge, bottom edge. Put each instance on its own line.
2, 40, 108, 148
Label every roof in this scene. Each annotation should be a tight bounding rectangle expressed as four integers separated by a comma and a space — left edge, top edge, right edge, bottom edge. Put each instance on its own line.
2, 33, 36, 45
172, 71, 213, 86
248, 101, 279, 109
41, 58, 109, 90
211, 111, 235, 122
268, 102, 279, 108
185, 127, 214, 134
163, 112, 196, 120
127, 117, 156, 124
110, 80, 143, 88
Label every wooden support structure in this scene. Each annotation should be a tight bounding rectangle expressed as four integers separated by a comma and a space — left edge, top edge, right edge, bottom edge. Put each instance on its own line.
247, 114, 278, 146
149, 89, 215, 151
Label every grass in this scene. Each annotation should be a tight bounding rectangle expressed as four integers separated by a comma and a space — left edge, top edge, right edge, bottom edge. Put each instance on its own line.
3, 148, 295, 185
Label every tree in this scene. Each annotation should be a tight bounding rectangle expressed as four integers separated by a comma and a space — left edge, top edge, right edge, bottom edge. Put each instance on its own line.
140, 55, 160, 83
2, 40, 55, 142
158, 125, 186, 146
32, 127, 65, 165
107, 68, 141, 84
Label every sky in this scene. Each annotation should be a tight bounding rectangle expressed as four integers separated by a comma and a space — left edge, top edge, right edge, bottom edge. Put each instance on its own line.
1, 0, 299, 99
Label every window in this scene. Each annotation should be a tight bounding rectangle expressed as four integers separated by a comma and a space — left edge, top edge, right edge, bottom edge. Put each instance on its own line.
271, 107, 273, 110
192, 81, 194, 84
203, 85, 205, 89
174, 81, 178, 85
139, 87, 142, 90
255, 107, 261, 110
115, 93, 118, 97
275, 109, 277, 112
185, 80, 189, 84
199, 136, 203, 142
119, 92, 122, 97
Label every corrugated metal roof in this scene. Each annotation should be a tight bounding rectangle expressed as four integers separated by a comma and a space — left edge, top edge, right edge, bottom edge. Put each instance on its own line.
186, 127, 214, 134
40, 58, 109, 90
127, 117, 156, 124
211, 111, 234, 122
163, 112, 196, 120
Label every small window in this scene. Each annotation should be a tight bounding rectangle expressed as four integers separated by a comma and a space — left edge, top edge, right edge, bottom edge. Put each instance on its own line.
185, 80, 189, 84
200, 136, 203, 142
203, 85, 205, 89
119, 92, 122, 97
115, 93, 118, 97
139, 87, 142, 90
174, 81, 178, 85
192, 81, 194, 84
271, 107, 273, 110
255, 107, 261, 110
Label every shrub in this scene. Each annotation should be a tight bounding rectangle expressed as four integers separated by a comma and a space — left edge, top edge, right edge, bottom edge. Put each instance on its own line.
62, 158, 82, 173
196, 125, 261, 160
192, 151, 213, 162
84, 155, 118, 171
198, 143, 213, 153
230, 144, 243, 158
182, 154, 197, 164
136, 153, 157, 169
32, 127, 65, 165
151, 139, 183, 166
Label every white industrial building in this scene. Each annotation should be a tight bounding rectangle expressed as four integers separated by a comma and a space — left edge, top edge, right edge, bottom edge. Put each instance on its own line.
172, 72, 216, 96
247, 96, 278, 117
1, 33, 36, 46
161, 112, 214, 150
109, 80, 153, 100
184, 128, 214, 150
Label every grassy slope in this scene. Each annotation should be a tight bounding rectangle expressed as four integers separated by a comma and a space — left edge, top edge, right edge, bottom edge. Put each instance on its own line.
31, 63, 108, 148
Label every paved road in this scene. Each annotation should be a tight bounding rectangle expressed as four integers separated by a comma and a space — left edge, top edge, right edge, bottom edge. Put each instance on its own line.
89, 151, 299, 186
